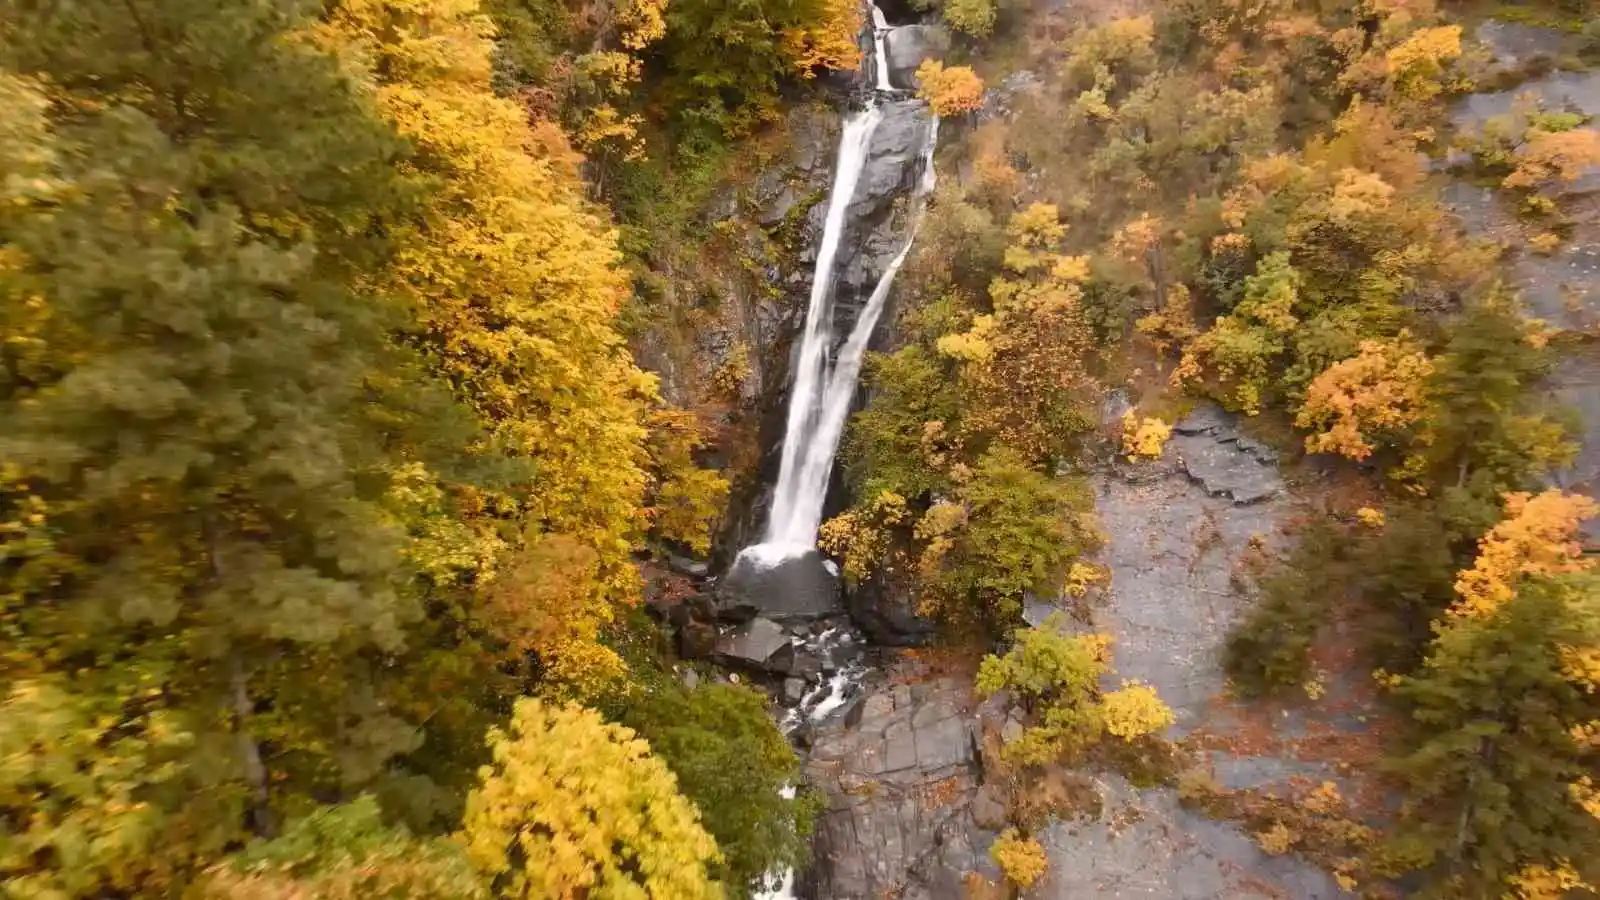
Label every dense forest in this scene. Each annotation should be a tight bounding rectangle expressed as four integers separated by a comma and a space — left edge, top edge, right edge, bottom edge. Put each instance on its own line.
1, 0, 1598, 896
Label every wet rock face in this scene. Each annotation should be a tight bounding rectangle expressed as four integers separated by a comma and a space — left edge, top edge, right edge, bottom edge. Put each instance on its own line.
1034, 775, 1348, 899
1094, 403, 1290, 732
1169, 404, 1283, 506
846, 569, 935, 646
884, 25, 950, 89
802, 676, 998, 900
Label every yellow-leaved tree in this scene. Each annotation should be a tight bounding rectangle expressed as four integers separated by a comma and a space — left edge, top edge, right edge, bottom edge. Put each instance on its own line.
462, 699, 723, 898
916, 60, 986, 116
1295, 332, 1433, 460
319, 0, 665, 692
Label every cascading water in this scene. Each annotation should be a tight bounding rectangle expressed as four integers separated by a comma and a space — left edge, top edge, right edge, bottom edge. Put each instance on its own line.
745, 57, 938, 561
871, 5, 893, 91
748, 7, 938, 897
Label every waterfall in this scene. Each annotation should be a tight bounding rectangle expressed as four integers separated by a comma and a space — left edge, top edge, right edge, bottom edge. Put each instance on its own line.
744, 46, 940, 562
871, 5, 893, 91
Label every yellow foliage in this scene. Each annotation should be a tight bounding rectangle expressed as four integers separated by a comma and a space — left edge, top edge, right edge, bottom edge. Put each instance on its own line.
1529, 233, 1562, 256
1295, 333, 1433, 460
1255, 821, 1296, 855
1063, 561, 1104, 598
1137, 284, 1198, 357
818, 491, 910, 582
916, 61, 986, 116
1509, 861, 1592, 900
320, 0, 657, 668
1503, 129, 1600, 191
1384, 25, 1461, 101
989, 829, 1049, 888
781, 0, 864, 77
1120, 412, 1172, 462
462, 700, 722, 898
1356, 507, 1386, 528
644, 409, 730, 554
1101, 680, 1176, 738
1453, 490, 1599, 618
616, 0, 669, 50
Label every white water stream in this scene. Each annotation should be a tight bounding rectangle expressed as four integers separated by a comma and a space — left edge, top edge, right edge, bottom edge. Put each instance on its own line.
748, 6, 938, 897
871, 5, 893, 91
752, 95, 938, 557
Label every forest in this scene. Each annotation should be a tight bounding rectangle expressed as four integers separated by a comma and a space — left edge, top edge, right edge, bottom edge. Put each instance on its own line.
1, 0, 1597, 896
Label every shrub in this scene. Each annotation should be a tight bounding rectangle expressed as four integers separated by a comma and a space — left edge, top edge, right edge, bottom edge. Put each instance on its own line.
990, 829, 1049, 888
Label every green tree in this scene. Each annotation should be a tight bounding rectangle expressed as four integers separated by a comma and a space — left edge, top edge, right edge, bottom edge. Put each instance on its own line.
1385, 573, 1600, 899
0, 0, 449, 887
462, 699, 723, 899
199, 796, 488, 899
619, 683, 815, 896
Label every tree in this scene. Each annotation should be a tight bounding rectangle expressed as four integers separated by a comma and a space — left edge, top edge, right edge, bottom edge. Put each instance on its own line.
1385, 574, 1600, 899
320, 0, 667, 692
462, 699, 723, 899
916, 60, 986, 116
942, 0, 996, 39
1295, 332, 1433, 460
0, 0, 452, 885
1175, 251, 1302, 414
617, 683, 814, 897
199, 797, 487, 899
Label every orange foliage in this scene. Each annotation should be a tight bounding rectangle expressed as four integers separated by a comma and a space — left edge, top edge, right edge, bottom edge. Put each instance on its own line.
1295, 333, 1432, 460
916, 61, 985, 116
1452, 491, 1599, 619
1503, 129, 1600, 191
782, 0, 863, 77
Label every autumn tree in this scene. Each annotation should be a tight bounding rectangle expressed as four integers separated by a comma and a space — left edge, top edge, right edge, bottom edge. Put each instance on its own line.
976, 614, 1174, 765
0, 0, 460, 886
916, 60, 987, 116
1295, 332, 1433, 460
617, 683, 815, 896
462, 699, 723, 898
199, 797, 487, 899
1382, 491, 1599, 898
320, 0, 669, 693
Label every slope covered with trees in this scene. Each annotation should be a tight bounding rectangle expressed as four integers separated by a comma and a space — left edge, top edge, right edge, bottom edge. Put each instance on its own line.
0, 0, 852, 893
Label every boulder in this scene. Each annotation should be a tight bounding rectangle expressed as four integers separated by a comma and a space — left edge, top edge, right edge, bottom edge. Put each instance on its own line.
678, 621, 718, 660
718, 549, 844, 621
713, 616, 792, 670
847, 570, 934, 646
884, 25, 950, 90
666, 554, 710, 578
782, 677, 807, 706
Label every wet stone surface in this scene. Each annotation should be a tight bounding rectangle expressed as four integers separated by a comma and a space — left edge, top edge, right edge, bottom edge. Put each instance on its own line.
1094, 404, 1288, 732
1034, 775, 1347, 899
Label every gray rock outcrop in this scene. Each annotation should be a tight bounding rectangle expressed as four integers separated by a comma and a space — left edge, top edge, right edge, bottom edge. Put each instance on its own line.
884, 25, 950, 89
1169, 404, 1283, 505
802, 676, 997, 899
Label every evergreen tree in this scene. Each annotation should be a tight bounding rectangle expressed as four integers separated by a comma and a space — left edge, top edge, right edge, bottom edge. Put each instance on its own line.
0, 0, 455, 888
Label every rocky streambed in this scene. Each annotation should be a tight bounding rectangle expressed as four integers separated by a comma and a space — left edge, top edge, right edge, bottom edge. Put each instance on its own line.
652, 403, 1361, 899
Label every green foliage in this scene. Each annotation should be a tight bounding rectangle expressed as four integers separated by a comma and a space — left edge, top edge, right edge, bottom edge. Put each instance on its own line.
938, 450, 1092, 620
1384, 574, 1600, 898
943, 0, 996, 38
1222, 522, 1346, 697
462, 698, 723, 899
977, 615, 1175, 766
204, 797, 488, 899
617, 683, 816, 897
845, 345, 963, 502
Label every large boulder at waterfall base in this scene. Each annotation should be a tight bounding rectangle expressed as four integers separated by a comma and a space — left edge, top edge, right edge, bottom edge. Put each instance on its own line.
884, 25, 950, 89
717, 548, 844, 621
